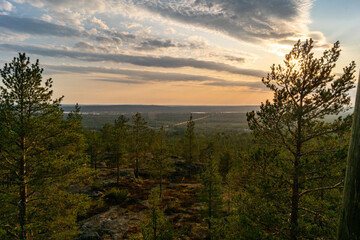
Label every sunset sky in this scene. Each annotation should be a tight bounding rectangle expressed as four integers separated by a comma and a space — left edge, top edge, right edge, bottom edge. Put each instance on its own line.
0, 0, 359, 105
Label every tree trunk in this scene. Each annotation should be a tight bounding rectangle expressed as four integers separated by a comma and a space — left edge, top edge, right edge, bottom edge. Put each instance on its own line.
338, 74, 360, 239
189, 134, 192, 163
19, 138, 27, 240
290, 104, 303, 240
208, 182, 212, 240
116, 155, 120, 185
134, 157, 139, 179
227, 187, 231, 214
134, 125, 139, 179
159, 174, 163, 198
153, 210, 157, 240
290, 157, 299, 240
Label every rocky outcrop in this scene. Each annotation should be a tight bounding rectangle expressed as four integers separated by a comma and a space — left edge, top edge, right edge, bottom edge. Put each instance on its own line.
79, 206, 145, 240
78, 160, 207, 239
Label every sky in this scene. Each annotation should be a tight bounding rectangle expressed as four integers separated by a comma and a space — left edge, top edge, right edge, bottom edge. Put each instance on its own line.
0, 0, 359, 105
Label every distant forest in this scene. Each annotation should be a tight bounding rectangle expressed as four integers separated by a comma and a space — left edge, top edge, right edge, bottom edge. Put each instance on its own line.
0, 39, 359, 240
61, 105, 259, 114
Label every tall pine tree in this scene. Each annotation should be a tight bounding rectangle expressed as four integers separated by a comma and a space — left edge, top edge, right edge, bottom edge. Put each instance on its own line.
182, 114, 197, 165
131, 112, 149, 179
200, 143, 222, 240
0, 53, 91, 239
149, 126, 172, 197
113, 115, 130, 184
247, 39, 355, 239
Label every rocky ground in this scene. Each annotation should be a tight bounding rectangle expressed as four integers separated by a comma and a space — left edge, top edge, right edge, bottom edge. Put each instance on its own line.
77, 160, 207, 240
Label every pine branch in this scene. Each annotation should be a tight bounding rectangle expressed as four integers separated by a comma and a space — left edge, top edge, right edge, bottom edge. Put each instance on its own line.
299, 180, 344, 197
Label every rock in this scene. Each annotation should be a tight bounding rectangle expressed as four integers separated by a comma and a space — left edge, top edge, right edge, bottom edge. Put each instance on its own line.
96, 162, 107, 168
88, 191, 103, 198
80, 206, 145, 240
78, 232, 101, 240
170, 160, 203, 181
122, 197, 137, 207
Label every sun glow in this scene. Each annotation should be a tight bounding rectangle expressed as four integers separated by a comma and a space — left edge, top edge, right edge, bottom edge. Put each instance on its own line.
289, 58, 300, 65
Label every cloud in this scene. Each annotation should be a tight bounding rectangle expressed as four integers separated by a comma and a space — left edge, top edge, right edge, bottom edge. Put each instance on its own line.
0, 15, 133, 46
0, 43, 266, 77
0, 0, 13, 12
93, 78, 146, 84
0, 14, 84, 37
122, 22, 143, 29
224, 56, 246, 64
45, 64, 219, 82
0, 29, 28, 42
17, 0, 110, 14
136, 39, 176, 50
15, 0, 314, 45
102, 30, 136, 42
204, 80, 267, 90
91, 16, 109, 30
135, 37, 210, 51
45, 64, 266, 90
0, 15, 221, 54
0, 14, 254, 65
40, 14, 52, 22
134, 0, 313, 43
73, 42, 96, 51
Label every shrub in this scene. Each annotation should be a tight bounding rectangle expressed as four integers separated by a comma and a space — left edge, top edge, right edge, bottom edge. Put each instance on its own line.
104, 188, 129, 205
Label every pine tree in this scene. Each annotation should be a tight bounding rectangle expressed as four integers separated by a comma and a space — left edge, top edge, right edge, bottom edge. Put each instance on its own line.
140, 188, 175, 240
131, 112, 149, 178
219, 150, 232, 181
149, 126, 172, 197
200, 143, 222, 240
113, 115, 130, 184
0, 53, 91, 239
84, 129, 102, 171
66, 103, 82, 132
247, 39, 356, 239
182, 114, 196, 164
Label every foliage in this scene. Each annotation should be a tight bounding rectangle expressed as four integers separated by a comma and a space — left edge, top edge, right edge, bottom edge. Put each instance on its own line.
199, 142, 223, 239
246, 39, 355, 239
104, 188, 129, 205
131, 112, 150, 178
0, 43, 355, 240
139, 188, 175, 240
84, 129, 102, 170
0, 53, 92, 239
101, 115, 130, 184
148, 126, 173, 197
182, 114, 197, 164
219, 150, 233, 181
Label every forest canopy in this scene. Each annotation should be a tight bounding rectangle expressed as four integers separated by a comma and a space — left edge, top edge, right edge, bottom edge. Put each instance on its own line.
0, 38, 357, 240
